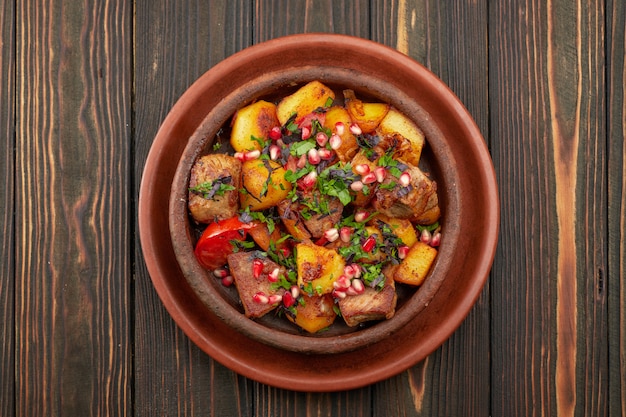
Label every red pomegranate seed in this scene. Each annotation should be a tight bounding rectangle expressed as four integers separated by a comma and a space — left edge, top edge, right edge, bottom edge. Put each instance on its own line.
282, 292, 296, 308
354, 210, 369, 222
268, 267, 280, 282
297, 154, 307, 169
399, 172, 411, 187
430, 232, 441, 247
245, 150, 261, 161
269, 126, 282, 140
252, 258, 264, 278
301, 126, 311, 140
344, 264, 357, 279
339, 227, 353, 243
332, 289, 347, 299
375, 167, 387, 182
268, 294, 283, 304
213, 268, 228, 278
318, 148, 333, 160
361, 172, 377, 184
269, 145, 281, 160
234, 152, 245, 161
352, 263, 362, 278
334, 121, 345, 135
253, 292, 269, 304
308, 148, 321, 165
362, 236, 377, 253
324, 228, 339, 242
316, 132, 328, 147
351, 278, 365, 294
398, 245, 410, 259
329, 134, 342, 150
354, 164, 370, 175
350, 180, 364, 192
221, 275, 234, 287
349, 123, 362, 135
333, 275, 351, 290
290, 285, 300, 299
420, 229, 432, 244
299, 170, 317, 189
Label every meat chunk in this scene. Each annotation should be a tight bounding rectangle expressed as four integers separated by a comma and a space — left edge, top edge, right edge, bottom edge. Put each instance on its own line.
227, 251, 286, 319
338, 271, 397, 327
373, 159, 440, 224
299, 190, 343, 239
188, 154, 241, 223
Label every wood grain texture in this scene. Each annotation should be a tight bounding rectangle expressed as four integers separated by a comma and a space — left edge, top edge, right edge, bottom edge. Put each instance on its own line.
490, 0, 609, 415
607, 0, 626, 415
370, 1, 491, 416
0, 0, 15, 415
14, 1, 131, 416
133, 1, 254, 416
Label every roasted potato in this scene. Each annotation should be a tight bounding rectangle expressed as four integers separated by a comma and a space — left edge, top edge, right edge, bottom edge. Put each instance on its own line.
239, 159, 292, 211
344, 89, 390, 133
276, 80, 335, 125
287, 293, 337, 333
296, 242, 345, 295
368, 213, 418, 247
230, 100, 280, 152
376, 108, 425, 165
394, 241, 438, 286
323, 106, 359, 162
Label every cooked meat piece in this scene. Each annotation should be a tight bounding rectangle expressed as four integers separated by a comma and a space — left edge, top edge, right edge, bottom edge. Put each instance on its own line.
227, 251, 287, 319
299, 190, 344, 239
276, 198, 312, 242
188, 154, 241, 223
373, 159, 439, 223
338, 272, 397, 327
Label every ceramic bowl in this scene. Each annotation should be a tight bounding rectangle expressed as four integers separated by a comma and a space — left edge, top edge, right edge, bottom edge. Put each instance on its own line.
149, 34, 498, 357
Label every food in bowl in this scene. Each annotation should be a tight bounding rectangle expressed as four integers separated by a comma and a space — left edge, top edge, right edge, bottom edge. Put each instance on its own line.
186, 80, 442, 333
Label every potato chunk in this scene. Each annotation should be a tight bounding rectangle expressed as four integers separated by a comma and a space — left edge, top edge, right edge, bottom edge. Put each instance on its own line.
240, 159, 292, 211
296, 242, 345, 295
230, 100, 280, 152
394, 241, 438, 286
276, 80, 335, 125
287, 293, 337, 333
344, 89, 390, 133
323, 106, 359, 162
376, 108, 425, 165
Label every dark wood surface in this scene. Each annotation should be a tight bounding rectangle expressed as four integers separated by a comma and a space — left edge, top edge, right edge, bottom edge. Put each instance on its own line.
2, 0, 624, 415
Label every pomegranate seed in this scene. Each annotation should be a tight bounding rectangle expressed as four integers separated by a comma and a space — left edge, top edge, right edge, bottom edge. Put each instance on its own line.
299, 170, 317, 189
332, 289, 347, 299
339, 227, 353, 243
362, 236, 377, 253
375, 167, 387, 182
354, 164, 370, 175
268, 267, 280, 282
351, 278, 365, 294
318, 148, 333, 160
308, 148, 321, 164
316, 132, 328, 147
420, 229, 432, 244
245, 150, 261, 161
345, 286, 358, 296
269, 126, 282, 140
253, 258, 264, 278
297, 154, 307, 169
352, 264, 362, 278
301, 126, 311, 140
361, 172, 377, 184
268, 294, 283, 304
350, 180, 364, 192
349, 123, 362, 135
290, 285, 300, 299
282, 292, 296, 308
269, 145, 281, 160
334, 121, 345, 135
253, 292, 269, 304
234, 152, 245, 161
324, 228, 339, 242
398, 245, 410, 259
213, 268, 228, 278
333, 275, 351, 290
221, 275, 234, 287
354, 210, 369, 222
344, 264, 357, 279
430, 232, 441, 247
329, 134, 342, 150
399, 172, 411, 187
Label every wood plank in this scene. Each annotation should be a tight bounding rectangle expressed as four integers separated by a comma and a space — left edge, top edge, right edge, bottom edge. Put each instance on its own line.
607, 0, 626, 414
489, 0, 608, 415
14, 1, 132, 415
369, 1, 491, 415
0, 0, 15, 415
133, 1, 254, 416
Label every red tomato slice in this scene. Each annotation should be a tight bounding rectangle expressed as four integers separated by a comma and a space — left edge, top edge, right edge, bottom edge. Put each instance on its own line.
194, 217, 258, 270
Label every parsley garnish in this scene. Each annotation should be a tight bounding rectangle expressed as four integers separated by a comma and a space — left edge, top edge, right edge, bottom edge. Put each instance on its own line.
189, 177, 235, 200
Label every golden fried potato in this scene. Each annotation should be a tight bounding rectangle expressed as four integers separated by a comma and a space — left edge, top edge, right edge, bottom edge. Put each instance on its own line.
376, 108, 425, 165
239, 159, 292, 211
286, 293, 337, 333
296, 242, 345, 295
276, 80, 335, 125
323, 106, 359, 162
230, 100, 280, 152
394, 241, 438, 286
344, 89, 389, 133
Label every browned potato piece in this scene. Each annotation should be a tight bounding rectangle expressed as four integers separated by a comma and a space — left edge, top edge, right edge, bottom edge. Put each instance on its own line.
376, 108, 425, 165
349, 150, 378, 206
240, 159, 292, 211
394, 241, 438, 286
344, 89, 390, 133
368, 214, 418, 247
338, 274, 397, 327
276, 80, 335, 125
286, 293, 337, 333
188, 154, 241, 223
323, 106, 359, 162
296, 242, 345, 295
230, 100, 280, 152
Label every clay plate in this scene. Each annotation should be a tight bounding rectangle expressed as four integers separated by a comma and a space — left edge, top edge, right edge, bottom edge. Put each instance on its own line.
139, 34, 499, 391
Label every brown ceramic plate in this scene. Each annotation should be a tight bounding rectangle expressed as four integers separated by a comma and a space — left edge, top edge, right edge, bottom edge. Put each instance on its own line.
139, 34, 499, 391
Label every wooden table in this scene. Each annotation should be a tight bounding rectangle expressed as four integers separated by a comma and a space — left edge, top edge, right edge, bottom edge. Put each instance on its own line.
2, 1, 624, 415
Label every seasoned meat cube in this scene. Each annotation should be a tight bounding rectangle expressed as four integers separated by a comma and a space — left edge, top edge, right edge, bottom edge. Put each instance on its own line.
188, 154, 241, 223
373, 160, 439, 223
299, 190, 344, 239
338, 272, 397, 327
227, 251, 286, 319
